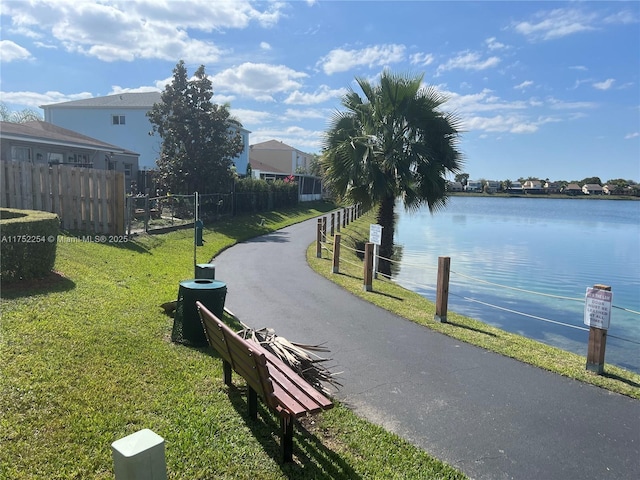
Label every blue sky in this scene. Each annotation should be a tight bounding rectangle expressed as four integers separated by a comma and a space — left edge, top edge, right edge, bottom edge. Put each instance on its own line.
1, 1, 639, 182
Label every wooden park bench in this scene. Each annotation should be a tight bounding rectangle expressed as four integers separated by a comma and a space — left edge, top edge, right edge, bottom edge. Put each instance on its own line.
196, 301, 334, 462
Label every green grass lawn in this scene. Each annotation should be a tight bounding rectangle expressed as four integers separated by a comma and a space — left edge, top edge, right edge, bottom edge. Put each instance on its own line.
1, 203, 466, 480
307, 209, 640, 400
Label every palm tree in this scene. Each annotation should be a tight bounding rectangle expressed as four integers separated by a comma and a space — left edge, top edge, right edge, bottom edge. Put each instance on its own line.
322, 70, 463, 275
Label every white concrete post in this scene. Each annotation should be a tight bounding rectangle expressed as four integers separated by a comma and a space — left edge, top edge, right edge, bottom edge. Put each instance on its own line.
112, 429, 167, 480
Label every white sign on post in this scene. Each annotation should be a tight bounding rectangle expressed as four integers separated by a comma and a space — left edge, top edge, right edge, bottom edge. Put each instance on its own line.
369, 224, 382, 278
369, 224, 382, 245
584, 287, 613, 330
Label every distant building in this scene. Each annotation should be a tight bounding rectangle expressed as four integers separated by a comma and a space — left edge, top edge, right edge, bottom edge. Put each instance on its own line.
485, 180, 501, 193
447, 181, 464, 192
563, 183, 582, 195
40, 92, 250, 173
582, 184, 604, 195
465, 180, 483, 192
523, 180, 543, 192
249, 140, 314, 175
0, 120, 139, 191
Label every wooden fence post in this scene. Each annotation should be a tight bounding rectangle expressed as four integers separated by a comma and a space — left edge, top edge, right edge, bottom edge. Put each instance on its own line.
336, 210, 341, 232
316, 218, 323, 258
363, 242, 374, 291
321, 216, 327, 242
343, 208, 347, 227
330, 212, 335, 237
586, 284, 611, 374
435, 256, 451, 323
332, 233, 341, 274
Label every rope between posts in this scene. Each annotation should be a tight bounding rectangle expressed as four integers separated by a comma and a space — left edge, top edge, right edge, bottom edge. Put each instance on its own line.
450, 270, 584, 302
447, 292, 640, 345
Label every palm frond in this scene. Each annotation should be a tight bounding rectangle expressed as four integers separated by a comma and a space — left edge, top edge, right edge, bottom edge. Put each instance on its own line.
238, 326, 342, 395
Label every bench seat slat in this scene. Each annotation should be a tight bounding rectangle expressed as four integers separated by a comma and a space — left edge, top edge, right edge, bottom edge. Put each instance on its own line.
262, 349, 334, 411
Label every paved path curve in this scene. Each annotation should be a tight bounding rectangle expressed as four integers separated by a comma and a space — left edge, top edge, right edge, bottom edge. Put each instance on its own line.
214, 216, 639, 480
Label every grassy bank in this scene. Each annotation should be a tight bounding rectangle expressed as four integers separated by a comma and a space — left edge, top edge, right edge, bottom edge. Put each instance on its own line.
0, 202, 465, 480
307, 209, 640, 400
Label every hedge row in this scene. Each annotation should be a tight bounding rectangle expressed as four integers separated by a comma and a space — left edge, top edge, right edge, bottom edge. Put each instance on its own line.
1, 208, 59, 281
234, 178, 298, 213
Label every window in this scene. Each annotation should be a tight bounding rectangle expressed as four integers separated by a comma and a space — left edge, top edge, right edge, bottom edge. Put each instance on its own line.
11, 146, 31, 162
47, 152, 64, 164
123, 163, 132, 177
112, 115, 126, 125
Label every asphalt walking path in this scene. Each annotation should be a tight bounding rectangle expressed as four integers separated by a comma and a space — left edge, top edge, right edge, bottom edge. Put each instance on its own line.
214, 216, 639, 480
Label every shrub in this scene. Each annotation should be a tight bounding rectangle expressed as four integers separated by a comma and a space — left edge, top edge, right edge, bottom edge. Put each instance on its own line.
1, 208, 59, 281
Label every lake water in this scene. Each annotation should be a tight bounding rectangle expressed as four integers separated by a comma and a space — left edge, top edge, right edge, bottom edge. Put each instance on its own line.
392, 196, 640, 373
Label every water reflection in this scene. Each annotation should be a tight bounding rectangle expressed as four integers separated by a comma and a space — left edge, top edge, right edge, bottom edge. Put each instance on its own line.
392, 196, 640, 373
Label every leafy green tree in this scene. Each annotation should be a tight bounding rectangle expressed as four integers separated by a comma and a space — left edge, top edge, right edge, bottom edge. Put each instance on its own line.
581, 176, 602, 186
455, 173, 469, 186
147, 60, 243, 194
322, 70, 463, 275
502, 179, 513, 192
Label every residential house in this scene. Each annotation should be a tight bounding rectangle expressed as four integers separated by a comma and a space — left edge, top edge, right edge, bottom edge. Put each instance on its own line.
544, 181, 562, 194
249, 140, 313, 175
248, 153, 323, 202
582, 184, 604, 195
522, 180, 544, 193
0, 120, 139, 191
465, 180, 484, 192
485, 180, 501, 193
447, 181, 464, 192
563, 183, 582, 195
40, 92, 251, 175
505, 181, 523, 194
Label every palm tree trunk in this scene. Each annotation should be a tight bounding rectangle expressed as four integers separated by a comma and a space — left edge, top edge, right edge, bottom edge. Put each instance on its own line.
376, 195, 395, 277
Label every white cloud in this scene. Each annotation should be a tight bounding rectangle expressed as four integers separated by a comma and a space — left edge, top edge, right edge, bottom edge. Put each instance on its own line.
514, 80, 534, 90
211, 63, 308, 101
485, 37, 507, 50
284, 85, 347, 105
410, 52, 435, 66
229, 108, 273, 125
569, 65, 588, 71
1, 0, 285, 63
513, 8, 598, 41
0, 40, 32, 62
437, 51, 500, 74
0, 90, 93, 109
319, 44, 405, 75
260, 42, 272, 51
624, 132, 639, 140
593, 78, 615, 90
284, 108, 327, 120
603, 10, 638, 25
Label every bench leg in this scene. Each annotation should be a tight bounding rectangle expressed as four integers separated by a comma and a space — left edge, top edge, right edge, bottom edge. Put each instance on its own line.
248, 387, 258, 420
223, 361, 232, 386
280, 415, 294, 462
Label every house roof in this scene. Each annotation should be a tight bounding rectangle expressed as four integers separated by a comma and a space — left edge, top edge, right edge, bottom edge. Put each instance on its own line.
40, 92, 162, 109
584, 184, 603, 190
251, 139, 292, 150
565, 183, 581, 190
0, 121, 138, 155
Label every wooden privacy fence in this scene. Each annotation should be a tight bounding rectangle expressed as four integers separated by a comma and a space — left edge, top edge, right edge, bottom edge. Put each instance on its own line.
1, 161, 125, 235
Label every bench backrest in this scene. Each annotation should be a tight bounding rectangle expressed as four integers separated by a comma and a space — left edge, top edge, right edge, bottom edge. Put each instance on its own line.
197, 302, 277, 410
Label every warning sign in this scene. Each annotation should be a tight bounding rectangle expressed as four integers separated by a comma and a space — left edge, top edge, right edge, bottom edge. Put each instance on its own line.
584, 287, 613, 330
369, 224, 382, 245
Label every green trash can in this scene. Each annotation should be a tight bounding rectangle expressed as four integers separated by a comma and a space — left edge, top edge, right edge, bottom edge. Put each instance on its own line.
171, 279, 227, 346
